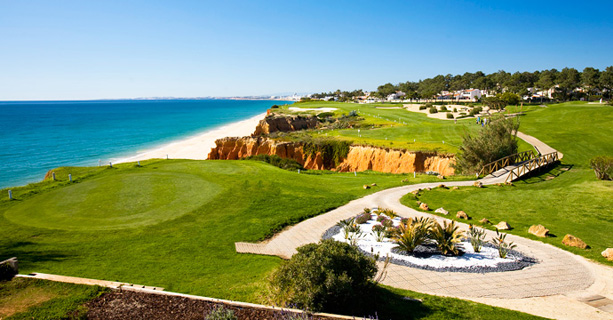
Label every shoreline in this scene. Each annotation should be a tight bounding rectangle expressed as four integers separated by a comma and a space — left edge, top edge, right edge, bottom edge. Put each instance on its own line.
114, 112, 266, 164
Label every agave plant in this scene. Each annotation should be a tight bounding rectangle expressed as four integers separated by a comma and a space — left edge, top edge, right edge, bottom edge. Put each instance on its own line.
392, 217, 433, 254
468, 224, 486, 253
431, 220, 464, 256
378, 208, 399, 219
336, 218, 357, 240
491, 229, 517, 258
372, 224, 386, 242
348, 230, 364, 246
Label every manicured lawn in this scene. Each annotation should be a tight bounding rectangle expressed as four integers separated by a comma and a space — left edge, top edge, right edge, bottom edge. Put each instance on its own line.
0, 159, 470, 302
401, 102, 613, 265
282, 101, 532, 154
0, 277, 106, 319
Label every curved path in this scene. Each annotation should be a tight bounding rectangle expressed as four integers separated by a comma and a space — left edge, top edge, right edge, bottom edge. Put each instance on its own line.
235, 131, 613, 319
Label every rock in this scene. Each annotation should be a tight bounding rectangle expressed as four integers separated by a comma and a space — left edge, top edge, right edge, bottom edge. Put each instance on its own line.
452, 186, 459, 190
562, 234, 588, 249
402, 179, 409, 183
435, 208, 449, 215
363, 185, 370, 189
602, 248, 613, 261
0, 257, 18, 281
528, 224, 549, 237
437, 175, 445, 179
473, 181, 483, 188
419, 203, 430, 211
495, 183, 502, 186
456, 211, 469, 219
505, 181, 514, 186
411, 189, 420, 195
480, 218, 491, 224
424, 187, 431, 191
495, 221, 511, 230
253, 114, 319, 136
371, 183, 377, 186
437, 184, 446, 189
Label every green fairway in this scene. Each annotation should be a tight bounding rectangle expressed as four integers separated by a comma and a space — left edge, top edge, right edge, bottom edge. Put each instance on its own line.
0, 159, 470, 302
402, 102, 613, 265
282, 101, 533, 153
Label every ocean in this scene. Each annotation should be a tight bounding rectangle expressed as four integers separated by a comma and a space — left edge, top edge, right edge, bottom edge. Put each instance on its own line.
0, 99, 284, 189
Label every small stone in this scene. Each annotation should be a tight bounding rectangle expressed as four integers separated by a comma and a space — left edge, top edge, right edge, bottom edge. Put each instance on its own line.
424, 187, 431, 191
602, 248, 613, 261
473, 181, 483, 188
480, 218, 491, 224
419, 203, 430, 211
528, 224, 549, 237
437, 184, 446, 189
437, 175, 445, 179
495, 221, 511, 230
562, 234, 588, 249
363, 185, 370, 189
505, 181, 514, 186
456, 211, 469, 219
411, 189, 420, 195
435, 207, 449, 215
452, 186, 459, 190
495, 183, 502, 186
371, 183, 377, 186
402, 179, 409, 183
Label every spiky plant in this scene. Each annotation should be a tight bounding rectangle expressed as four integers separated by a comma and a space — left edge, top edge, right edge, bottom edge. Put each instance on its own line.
378, 208, 399, 219
336, 218, 356, 240
491, 229, 517, 258
363, 207, 371, 214
392, 217, 433, 254
431, 220, 464, 256
468, 224, 486, 253
372, 224, 386, 242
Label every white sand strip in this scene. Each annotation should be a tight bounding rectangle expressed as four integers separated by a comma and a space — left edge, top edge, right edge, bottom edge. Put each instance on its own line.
115, 113, 266, 163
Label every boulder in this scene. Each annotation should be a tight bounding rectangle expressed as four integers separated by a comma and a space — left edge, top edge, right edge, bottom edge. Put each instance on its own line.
363, 185, 370, 189
411, 189, 420, 195
437, 184, 446, 189
371, 183, 377, 186
602, 248, 613, 261
495, 221, 511, 230
435, 208, 449, 215
562, 234, 588, 249
505, 181, 514, 186
452, 186, 459, 190
473, 181, 483, 188
456, 211, 469, 219
0, 257, 18, 281
480, 218, 491, 224
424, 187, 432, 191
437, 175, 445, 179
528, 224, 549, 237
419, 203, 430, 211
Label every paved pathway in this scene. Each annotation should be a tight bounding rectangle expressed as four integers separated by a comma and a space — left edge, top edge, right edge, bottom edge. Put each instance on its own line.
235, 131, 613, 319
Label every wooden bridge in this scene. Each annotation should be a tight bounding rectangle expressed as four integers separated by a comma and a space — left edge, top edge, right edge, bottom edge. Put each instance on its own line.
479, 150, 560, 183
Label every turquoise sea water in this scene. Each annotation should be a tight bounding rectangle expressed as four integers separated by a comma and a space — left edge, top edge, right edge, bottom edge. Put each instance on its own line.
0, 99, 285, 189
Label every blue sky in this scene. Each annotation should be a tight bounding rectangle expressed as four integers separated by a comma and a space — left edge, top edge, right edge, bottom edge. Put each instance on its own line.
1, 0, 612, 100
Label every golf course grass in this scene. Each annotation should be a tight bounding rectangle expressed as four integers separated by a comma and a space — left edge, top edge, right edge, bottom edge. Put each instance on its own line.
402, 102, 613, 265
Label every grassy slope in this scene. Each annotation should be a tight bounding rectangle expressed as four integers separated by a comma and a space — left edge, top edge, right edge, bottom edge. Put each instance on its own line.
280, 101, 533, 154
0, 278, 106, 319
401, 102, 613, 265
0, 159, 470, 301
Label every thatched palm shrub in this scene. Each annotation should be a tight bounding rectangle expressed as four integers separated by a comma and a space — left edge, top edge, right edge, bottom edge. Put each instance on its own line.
269, 239, 377, 313
431, 221, 464, 256
454, 113, 520, 174
392, 217, 433, 254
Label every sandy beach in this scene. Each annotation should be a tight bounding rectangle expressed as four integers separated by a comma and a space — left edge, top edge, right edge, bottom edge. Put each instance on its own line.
115, 113, 265, 163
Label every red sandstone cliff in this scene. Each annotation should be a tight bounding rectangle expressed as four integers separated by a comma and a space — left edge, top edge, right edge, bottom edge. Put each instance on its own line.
208, 137, 455, 175
252, 115, 319, 136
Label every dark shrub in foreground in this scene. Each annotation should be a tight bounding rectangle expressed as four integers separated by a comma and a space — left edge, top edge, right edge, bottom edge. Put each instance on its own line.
269, 239, 377, 313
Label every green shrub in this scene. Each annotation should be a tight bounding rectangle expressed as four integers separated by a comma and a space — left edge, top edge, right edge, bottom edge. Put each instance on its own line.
269, 239, 377, 313
453, 107, 457, 112
446, 113, 454, 119
589, 156, 613, 180
440, 106, 448, 112
425, 102, 433, 108
205, 305, 237, 320
454, 113, 520, 174
317, 112, 334, 119
430, 221, 463, 256
428, 107, 438, 114
419, 105, 427, 110
355, 213, 370, 224
242, 155, 303, 171
491, 230, 517, 259
302, 137, 352, 168
271, 105, 280, 109
468, 224, 486, 253
392, 217, 433, 254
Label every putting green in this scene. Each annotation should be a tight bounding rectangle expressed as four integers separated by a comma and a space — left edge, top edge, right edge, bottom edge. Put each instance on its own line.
4, 171, 218, 231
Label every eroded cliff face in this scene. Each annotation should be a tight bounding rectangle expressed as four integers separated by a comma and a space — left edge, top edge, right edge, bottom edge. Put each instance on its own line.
208, 137, 455, 175
252, 115, 319, 136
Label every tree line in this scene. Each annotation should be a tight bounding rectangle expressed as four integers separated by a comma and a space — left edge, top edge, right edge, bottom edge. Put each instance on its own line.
312, 67, 613, 102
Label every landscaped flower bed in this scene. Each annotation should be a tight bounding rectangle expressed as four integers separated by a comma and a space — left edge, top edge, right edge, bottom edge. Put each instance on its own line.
323, 208, 537, 273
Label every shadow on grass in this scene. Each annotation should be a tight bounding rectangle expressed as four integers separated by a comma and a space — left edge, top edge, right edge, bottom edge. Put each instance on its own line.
514, 162, 573, 185
0, 240, 71, 269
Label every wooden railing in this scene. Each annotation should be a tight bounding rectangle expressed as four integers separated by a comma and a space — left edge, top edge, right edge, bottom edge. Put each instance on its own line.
478, 150, 536, 177
504, 152, 560, 183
